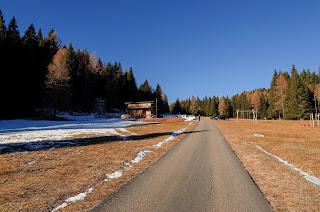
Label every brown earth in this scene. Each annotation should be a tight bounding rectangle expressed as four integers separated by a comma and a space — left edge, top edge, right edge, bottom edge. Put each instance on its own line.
0, 118, 196, 211
214, 119, 320, 211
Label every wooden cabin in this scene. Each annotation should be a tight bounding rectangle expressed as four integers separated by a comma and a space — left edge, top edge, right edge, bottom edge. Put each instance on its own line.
125, 101, 154, 118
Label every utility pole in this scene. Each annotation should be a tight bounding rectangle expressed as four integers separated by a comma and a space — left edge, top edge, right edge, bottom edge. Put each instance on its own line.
156, 98, 158, 118
314, 94, 318, 114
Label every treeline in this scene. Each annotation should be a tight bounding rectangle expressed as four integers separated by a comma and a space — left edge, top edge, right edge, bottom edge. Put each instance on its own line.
0, 10, 169, 119
171, 65, 320, 120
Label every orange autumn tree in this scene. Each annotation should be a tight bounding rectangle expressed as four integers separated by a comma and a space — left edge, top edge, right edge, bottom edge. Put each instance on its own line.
218, 97, 229, 115
44, 48, 71, 112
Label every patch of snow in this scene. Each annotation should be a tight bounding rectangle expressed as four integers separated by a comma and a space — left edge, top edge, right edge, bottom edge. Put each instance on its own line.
253, 133, 265, 138
256, 145, 320, 186
65, 188, 93, 203
131, 150, 151, 164
65, 192, 87, 203
0, 117, 139, 146
153, 127, 187, 148
153, 136, 175, 148
106, 171, 123, 179
57, 113, 100, 121
52, 203, 68, 212
0, 128, 119, 144
186, 115, 196, 121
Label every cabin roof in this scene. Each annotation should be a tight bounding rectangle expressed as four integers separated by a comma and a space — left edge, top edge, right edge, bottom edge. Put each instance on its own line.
125, 101, 154, 105
127, 106, 152, 110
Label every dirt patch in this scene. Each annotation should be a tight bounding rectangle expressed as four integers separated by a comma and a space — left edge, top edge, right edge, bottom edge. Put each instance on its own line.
0, 118, 196, 211
214, 119, 320, 211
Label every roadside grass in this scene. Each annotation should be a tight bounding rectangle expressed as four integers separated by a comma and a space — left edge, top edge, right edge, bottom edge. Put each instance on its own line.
214, 119, 320, 211
0, 118, 196, 211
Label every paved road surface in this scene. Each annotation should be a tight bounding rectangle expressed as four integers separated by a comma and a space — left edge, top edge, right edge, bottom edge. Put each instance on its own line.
94, 118, 272, 212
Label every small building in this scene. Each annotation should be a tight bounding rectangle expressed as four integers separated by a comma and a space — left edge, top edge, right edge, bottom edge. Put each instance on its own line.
125, 101, 154, 119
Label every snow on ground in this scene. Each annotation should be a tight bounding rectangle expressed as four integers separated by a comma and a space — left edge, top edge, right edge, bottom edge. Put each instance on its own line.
256, 145, 320, 186
65, 192, 87, 203
153, 127, 188, 148
131, 150, 151, 164
106, 171, 123, 179
253, 133, 265, 138
65, 188, 93, 203
52, 203, 68, 212
0, 114, 140, 153
0, 128, 119, 144
52, 188, 93, 211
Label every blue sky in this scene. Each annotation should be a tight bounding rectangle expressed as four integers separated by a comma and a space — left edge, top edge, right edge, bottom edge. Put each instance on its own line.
1, 0, 320, 102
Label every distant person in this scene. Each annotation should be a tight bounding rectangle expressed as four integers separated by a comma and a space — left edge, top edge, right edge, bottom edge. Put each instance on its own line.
198, 115, 201, 121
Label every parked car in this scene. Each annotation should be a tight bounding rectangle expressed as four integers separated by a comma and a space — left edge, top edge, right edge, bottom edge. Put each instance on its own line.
211, 115, 229, 120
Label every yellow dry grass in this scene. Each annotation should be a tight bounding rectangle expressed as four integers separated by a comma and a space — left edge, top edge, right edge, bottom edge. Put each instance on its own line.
214, 119, 320, 211
0, 118, 196, 211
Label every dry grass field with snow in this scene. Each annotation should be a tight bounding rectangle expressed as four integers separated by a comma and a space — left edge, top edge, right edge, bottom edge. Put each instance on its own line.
214, 119, 320, 211
0, 117, 196, 211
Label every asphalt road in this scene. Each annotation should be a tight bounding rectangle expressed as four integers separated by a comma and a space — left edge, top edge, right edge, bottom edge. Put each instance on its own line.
94, 118, 272, 212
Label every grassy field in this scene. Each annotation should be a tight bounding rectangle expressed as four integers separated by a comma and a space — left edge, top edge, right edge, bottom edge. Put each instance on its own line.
0, 118, 196, 211
214, 119, 320, 211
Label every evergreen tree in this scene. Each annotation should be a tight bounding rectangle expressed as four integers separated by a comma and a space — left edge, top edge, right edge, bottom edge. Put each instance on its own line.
172, 99, 182, 114
139, 80, 153, 101
37, 29, 44, 46
0, 10, 6, 41
285, 65, 312, 119
153, 84, 169, 114
23, 24, 37, 46
6, 17, 20, 43
267, 70, 280, 119
122, 68, 138, 103
66, 44, 79, 108
259, 94, 269, 119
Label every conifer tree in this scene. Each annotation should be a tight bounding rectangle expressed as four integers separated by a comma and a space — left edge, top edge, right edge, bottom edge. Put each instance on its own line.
0, 10, 6, 41
23, 24, 37, 46
259, 94, 269, 119
123, 68, 138, 102
172, 99, 182, 114
37, 29, 44, 46
285, 65, 312, 119
6, 17, 20, 43
139, 80, 153, 101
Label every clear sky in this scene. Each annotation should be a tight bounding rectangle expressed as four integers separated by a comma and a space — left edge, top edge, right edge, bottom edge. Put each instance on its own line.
1, 0, 320, 102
